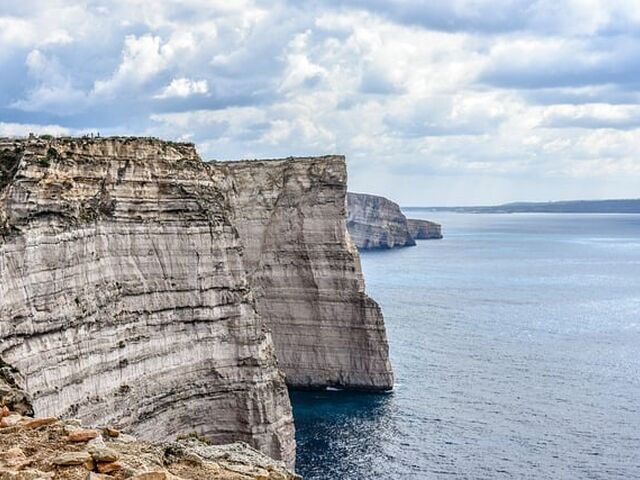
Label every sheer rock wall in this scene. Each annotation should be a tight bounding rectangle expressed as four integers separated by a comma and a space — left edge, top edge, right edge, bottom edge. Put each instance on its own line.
218, 158, 394, 391
346, 192, 415, 249
0, 137, 294, 465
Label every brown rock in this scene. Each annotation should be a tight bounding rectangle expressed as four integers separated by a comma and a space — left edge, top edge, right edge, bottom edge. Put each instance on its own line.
91, 448, 119, 463
21, 417, 58, 429
0, 415, 22, 428
103, 427, 120, 438
87, 474, 112, 480
52, 452, 92, 466
0, 447, 27, 467
0, 469, 54, 479
96, 462, 123, 474
68, 429, 100, 442
129, 472, 169, 480
0, 406, 10, 417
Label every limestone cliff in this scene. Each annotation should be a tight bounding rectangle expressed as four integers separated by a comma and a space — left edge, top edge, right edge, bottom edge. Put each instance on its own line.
346, 192, 415, 249
218, 158, 394, 391
347, 192, 443, 249
407, 218, 442, 240
0, 137, 294, 465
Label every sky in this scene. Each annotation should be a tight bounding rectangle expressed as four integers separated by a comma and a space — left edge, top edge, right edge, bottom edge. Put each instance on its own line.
1, 0, 640, 206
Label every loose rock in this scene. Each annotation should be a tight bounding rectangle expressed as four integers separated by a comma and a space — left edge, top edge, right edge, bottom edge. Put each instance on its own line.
68, 429, 100, 442
52, 452, 92, 466
22, 417, 57, 429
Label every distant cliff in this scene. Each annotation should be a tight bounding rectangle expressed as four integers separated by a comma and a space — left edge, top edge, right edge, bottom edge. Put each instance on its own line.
0, 136, 394, 470
407, 219, 442, 240
347, 192, 442, 249
347, 192, 415, 249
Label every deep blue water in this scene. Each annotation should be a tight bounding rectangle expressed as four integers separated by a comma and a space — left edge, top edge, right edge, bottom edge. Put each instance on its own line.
291, 213, 640, 479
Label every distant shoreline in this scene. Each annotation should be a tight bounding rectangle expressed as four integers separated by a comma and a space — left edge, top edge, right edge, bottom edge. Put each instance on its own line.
403, 199, 640, 214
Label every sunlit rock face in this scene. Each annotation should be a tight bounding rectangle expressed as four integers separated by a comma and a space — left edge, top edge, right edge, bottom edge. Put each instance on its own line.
219, 157, 394, 391
346, 192, 416, 249
0, 137, 294, 466
407, 218, 442, 240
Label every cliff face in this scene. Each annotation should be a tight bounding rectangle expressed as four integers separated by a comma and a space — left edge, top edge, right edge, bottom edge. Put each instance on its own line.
346, 192, 415, 249
218, 158, 394, 391
407, 218, 442, 240
0, 138, 294, 465
347, 192, 443, 249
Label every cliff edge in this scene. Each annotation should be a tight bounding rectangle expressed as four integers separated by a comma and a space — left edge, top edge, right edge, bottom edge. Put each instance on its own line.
218, 158, 394, 391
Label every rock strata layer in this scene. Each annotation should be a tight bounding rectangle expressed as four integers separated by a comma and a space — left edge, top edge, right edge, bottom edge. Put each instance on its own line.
218, 158, 394, 391
0, 137, 397, 468
407, 218, 442, 240
0, 408, 299, 479
0, 137, 294, 466
347, 192, 415, 249
347, 192, 442, 249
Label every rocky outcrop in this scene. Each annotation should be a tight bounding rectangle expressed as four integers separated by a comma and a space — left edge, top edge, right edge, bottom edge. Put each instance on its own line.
346, 192, 415, 249
0, 407, 299, 479
0, 137, 294, 466
218, 158, 394, 391
347, 192, 442, 249
407, 219, 442, 240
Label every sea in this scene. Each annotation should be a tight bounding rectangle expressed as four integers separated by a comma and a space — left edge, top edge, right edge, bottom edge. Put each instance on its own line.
290, 212, 640, 479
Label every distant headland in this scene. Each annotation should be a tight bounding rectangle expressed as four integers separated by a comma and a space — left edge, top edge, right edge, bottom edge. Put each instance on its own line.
405, 199, 640, 214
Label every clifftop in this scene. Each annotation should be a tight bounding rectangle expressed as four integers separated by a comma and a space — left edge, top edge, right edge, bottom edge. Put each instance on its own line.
0, 406, 298, 480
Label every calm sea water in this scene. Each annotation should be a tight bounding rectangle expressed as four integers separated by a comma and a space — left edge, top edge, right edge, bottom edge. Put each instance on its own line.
291, 212, 640, 479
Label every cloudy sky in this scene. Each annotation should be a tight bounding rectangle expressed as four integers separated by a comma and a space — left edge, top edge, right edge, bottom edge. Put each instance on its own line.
1, 0, 640, 205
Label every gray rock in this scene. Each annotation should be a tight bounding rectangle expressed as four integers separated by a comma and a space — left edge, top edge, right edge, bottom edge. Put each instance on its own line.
221, 159, 394, 391
347, 192, 415, 249
407, 218, 442, 239
0, 137, 293, 466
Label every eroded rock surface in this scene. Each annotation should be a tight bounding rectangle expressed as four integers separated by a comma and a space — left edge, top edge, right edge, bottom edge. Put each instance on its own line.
0, 408, 299, 480
407, 219, 442, 240
219, 158, 394, 391
0, 137, 294, 465
346, 192, 415, 249
347, 192, 443, 249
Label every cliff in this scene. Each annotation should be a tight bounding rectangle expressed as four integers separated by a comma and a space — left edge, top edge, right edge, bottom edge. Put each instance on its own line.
0, 137, 294, 466
0, 406, 299, 479
407, 219, 442, 240
346, 192, 415, 249
218, 158, 394, 391
347, 192, 442, 249
0, 137, 395, 471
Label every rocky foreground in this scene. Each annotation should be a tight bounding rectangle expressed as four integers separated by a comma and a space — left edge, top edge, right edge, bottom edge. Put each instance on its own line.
0, 407, 298, 480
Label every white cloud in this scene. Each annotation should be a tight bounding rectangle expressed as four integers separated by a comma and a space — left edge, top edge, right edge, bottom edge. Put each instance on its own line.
2, 0, 640, 204
0, 122, 71, 137
155, 78, 209, 99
